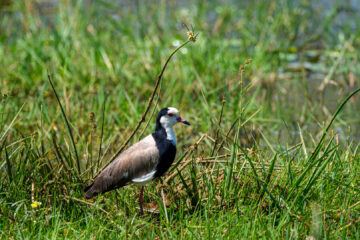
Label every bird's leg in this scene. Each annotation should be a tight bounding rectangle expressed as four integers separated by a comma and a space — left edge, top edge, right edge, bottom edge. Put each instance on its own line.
139, 186, 144, 216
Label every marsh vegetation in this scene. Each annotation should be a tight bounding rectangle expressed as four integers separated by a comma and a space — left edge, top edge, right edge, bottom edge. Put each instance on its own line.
1, 0, 360, 238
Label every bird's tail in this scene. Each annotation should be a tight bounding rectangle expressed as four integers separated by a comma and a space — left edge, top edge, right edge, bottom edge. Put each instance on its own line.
84, 182, 97, 199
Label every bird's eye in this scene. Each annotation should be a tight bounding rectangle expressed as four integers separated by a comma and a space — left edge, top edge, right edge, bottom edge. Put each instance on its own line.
168, 113, 174, 117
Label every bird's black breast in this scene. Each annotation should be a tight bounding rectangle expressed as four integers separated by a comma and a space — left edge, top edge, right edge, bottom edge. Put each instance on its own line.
152, 133, 177, 178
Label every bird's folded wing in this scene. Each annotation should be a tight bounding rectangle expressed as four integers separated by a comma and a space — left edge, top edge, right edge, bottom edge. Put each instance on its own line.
92, 135, 160, 193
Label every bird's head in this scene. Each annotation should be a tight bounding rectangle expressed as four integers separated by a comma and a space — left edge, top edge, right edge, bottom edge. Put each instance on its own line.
156, 107, 190, 130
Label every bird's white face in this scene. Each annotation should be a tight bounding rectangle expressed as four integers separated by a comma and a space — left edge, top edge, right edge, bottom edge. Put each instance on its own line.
159, 107, 190, 128
160, 107, 180, 128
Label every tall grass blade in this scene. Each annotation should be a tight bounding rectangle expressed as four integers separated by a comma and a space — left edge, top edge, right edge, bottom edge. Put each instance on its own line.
97, 96, 107, 170
4, 144, 12, 182
211, 98, 225, 156
298, 123, 308, 159
258, 154, 277, 202
259, 130, 276, 154
302, 151, 335, 197
1, 140, 12, 182
0, 103, 25, 143
177, 168, 193, 199
47, 74, 80, 174
161, 189, 169, 224
226, 138, 237, 191
190, 160, 199, 208
51, 133, 77, 181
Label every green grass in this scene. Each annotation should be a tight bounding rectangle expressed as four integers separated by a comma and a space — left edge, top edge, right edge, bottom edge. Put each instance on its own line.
1, 0, 360, 238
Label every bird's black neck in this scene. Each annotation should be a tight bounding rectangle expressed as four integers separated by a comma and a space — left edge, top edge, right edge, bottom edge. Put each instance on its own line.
153, 122, 177, 178
154, 120, 167, 139
155, 120, 164, 132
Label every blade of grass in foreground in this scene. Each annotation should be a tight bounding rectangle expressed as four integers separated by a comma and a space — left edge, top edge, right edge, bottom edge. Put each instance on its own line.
0, 103, 25, 143
4, 144, 12, 182
47, 74, 80, 175
302, 150, 335, 197
177, 168, 192, 198
96, 96, 107, 172
190, 159, 200, 208
0, 140, 12, 182
258, 153, 277, 203
226, 125, 238, 191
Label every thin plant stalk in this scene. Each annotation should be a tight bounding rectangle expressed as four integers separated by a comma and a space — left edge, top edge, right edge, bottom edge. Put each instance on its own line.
106, 40, 192, 169
47, 74, 81, 174
96, 96, 107, 173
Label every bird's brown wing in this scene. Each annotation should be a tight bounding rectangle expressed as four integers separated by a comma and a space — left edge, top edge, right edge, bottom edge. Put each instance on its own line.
85, 135, 159, 198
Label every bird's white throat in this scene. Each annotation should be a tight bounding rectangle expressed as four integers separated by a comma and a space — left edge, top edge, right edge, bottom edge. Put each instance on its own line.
165, 126, 177, 146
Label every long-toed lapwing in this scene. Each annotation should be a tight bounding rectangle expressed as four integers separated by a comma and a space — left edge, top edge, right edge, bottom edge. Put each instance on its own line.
85, 107, 190, 215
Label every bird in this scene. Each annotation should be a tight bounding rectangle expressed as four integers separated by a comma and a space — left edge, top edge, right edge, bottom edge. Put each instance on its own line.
84, 107, 190, 215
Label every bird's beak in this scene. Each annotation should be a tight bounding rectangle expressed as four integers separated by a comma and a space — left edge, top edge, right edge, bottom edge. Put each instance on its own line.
177, 117, 190, 125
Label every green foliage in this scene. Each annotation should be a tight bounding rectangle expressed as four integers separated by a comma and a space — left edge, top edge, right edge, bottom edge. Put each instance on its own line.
1, 0, 360, 239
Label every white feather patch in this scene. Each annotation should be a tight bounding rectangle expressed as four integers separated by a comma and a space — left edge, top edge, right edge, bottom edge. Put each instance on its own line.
165, 127, 177, 146
132, 170, 156, 186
